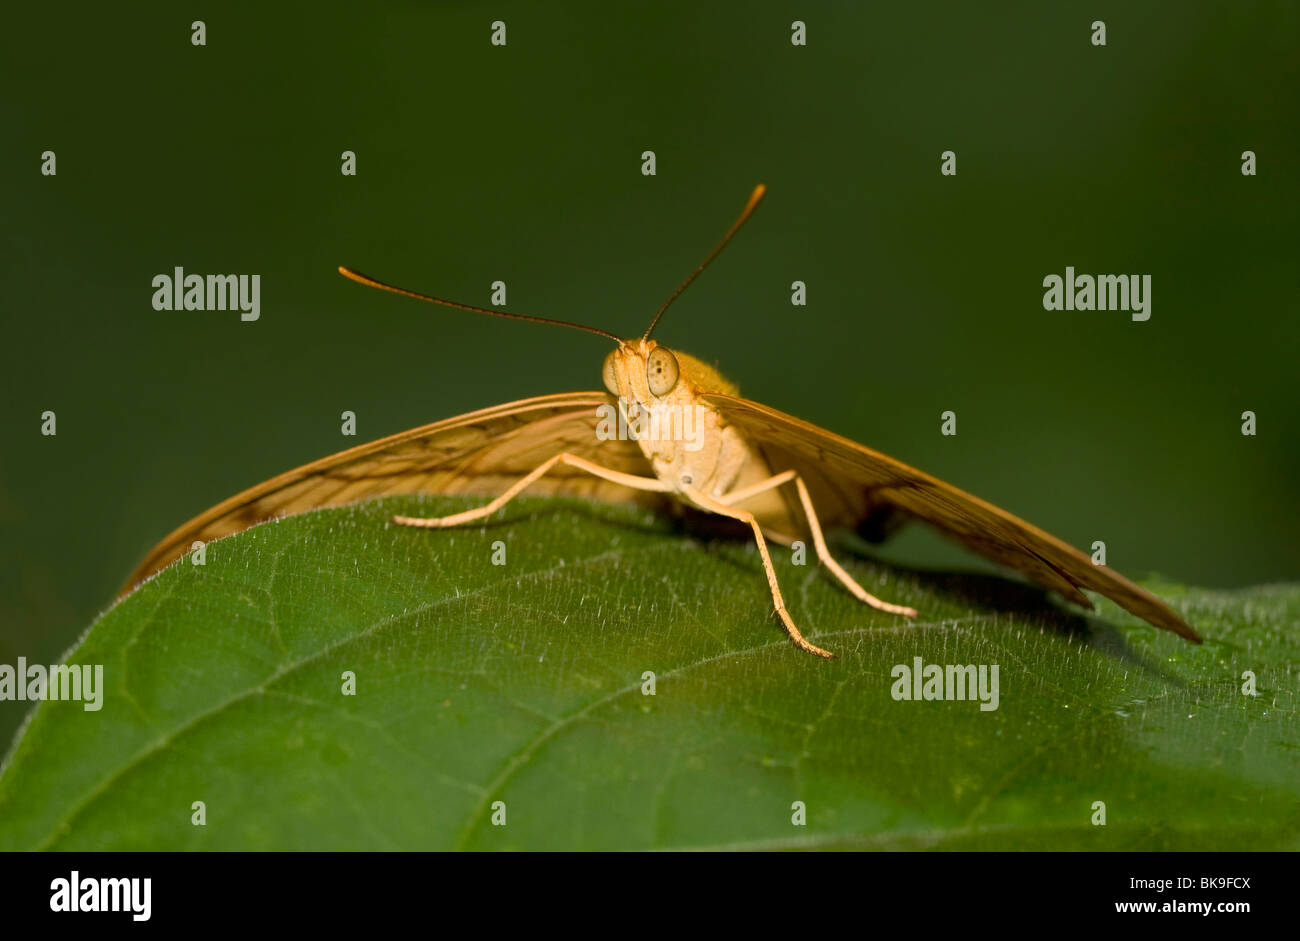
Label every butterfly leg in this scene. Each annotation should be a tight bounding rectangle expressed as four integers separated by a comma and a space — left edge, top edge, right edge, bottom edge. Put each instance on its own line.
717, 473, 918, 619
681, 484, 834, 659
392, 452, 673, 528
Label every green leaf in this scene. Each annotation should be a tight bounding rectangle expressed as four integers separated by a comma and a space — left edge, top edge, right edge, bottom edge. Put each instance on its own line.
1, 496, 1296, 850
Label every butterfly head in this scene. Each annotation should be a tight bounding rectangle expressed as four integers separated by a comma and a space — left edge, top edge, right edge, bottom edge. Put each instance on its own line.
602, 339, 737, 411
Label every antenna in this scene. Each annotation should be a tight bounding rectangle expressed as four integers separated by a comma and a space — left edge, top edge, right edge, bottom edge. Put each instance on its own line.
337, 266, 622, 342
642, 183, 766, 341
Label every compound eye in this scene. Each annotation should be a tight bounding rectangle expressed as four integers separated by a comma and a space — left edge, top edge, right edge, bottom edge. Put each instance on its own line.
646, 347, 679, 397
602, 350, 619, 395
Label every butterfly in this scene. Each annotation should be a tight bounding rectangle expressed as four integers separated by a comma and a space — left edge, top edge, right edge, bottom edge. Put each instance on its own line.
121, 185, 1201, 658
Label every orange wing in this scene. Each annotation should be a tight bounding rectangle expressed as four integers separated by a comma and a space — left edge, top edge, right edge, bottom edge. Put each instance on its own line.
703, 393, 1201, 642
121, 392, 658, 596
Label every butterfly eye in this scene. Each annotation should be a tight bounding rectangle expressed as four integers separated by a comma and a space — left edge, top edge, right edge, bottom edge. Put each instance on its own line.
646, 347, 679, 397
602, 350, 619, 395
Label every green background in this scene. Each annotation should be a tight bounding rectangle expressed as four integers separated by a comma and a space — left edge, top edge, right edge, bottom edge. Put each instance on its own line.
2, 1, 1297, 755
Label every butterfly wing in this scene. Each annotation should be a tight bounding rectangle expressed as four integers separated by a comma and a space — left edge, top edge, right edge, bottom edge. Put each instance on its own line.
121, 391, 658, 595
703, 393, 1200, 642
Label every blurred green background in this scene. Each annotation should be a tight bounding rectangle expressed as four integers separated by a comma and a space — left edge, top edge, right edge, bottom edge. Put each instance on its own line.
3, 1, 1297, 752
